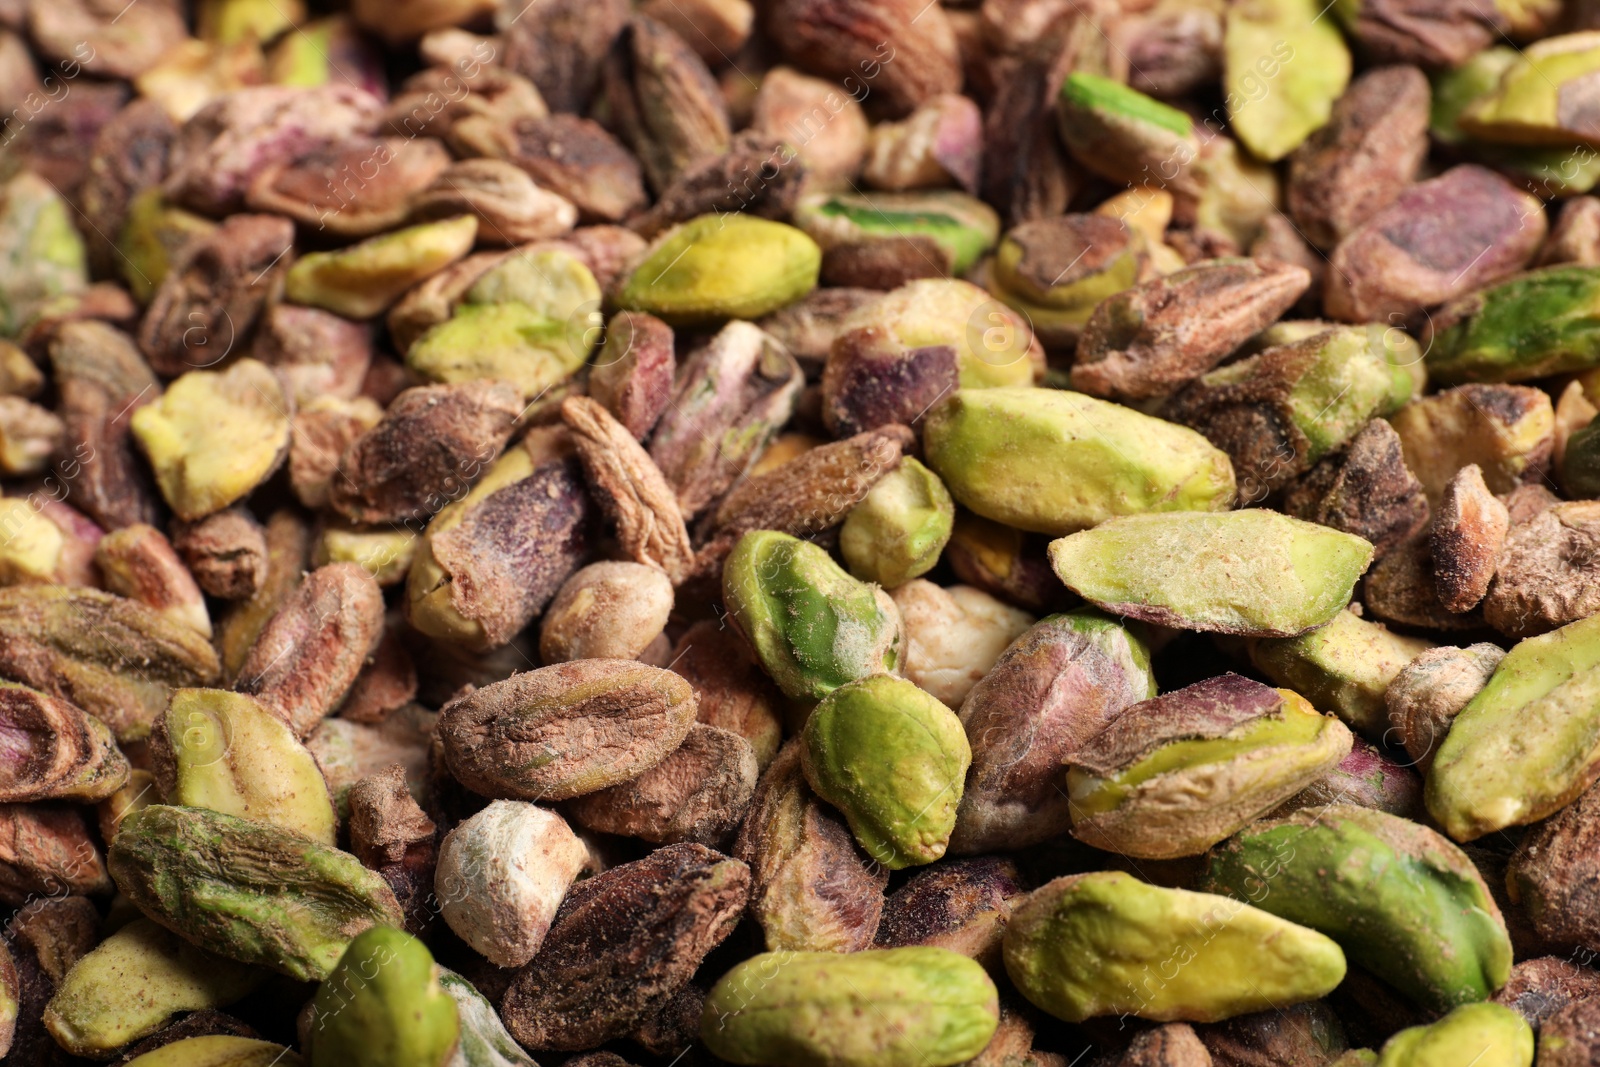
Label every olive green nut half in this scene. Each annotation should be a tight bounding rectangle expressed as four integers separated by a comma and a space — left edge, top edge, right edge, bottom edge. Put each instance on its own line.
616, 214, 821, 324
838, 457, 954, 589
800, 674, 971, 870
1459, 32, 1600, 146
1374, 1002, 1533, 1067
1426, 611, 1600, 841
124, 1037, 303, 1067
306, 925, 460, 1067
1201, 805, 1512, 1012
923, 388, 1236, 537
701, 947, 1000, 1067
1048, 510, 1374, 636
1066, 673, 1353, 859
1224, 0, 1351, 161
722, 530, 903, 702
1423, 266, 1600, 384
285, 215, 479, 320
1002, 871, 1347, 1024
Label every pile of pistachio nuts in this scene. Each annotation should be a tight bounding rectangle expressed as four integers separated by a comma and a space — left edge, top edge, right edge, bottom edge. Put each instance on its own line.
7, 0, 1600, 1063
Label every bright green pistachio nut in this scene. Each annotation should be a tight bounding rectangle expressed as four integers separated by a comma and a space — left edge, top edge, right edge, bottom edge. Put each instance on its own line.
839, 458, 954, 589
1002, 871, 1347, 1024
800, 674, 970, 869
1424, 267, 1600, 384
1224, 0, 1350, 161
286, 215, 479, 320
308, 926, 460, 1067
722, 530, 903, 702
1056, 72, 1200, 194
158, 687, 337, 845
793, 190, 1000, 274
1426, 612, 1600, 841
124, 1037, 303, 1067
43, 918, 263, 1056
0, 172, 88, 338
1375, 1003, 1533, 1067
439, 970, 538, 1067
701, 947, 1000, 1067
616, 214, 821, 324
840, 278, 1041, 389
108, 805, 405, 981
1201, 805, 1512, 1012
1048, 510, 1374, 637
117, 188, 217, 303
1459, 32, 1600, 146
1429, 48, 1519, 144
923, 387, 1236, 537
1247, 610, 1434, 738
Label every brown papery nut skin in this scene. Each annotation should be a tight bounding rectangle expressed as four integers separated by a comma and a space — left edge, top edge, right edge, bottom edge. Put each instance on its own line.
1384, 642, 1503, 774
95, 523, 209, 637
347, 764, 437, 936
603, 16, 732, 196
539, 561, 674, 663
0, 805, 110, 906
0, 685, 129, 804
454, 113, 649, 224
821, 237, 952, 290
668, 620, 784, 770
1537, 197, 1600, 267
1510, 781, 1600, 953
760, 287, 882, 370
79, 98, 177, 280
1121, 1023, 1214, 1066
246, 137, 451, 239
340, 627, 418, 726
1535, 998, 1600, 1065
733, 743, 889, 953
501, 842, 750, 1051
1281, 419, 1430, 560
873, 855, 1025, 969
497, 0, 629, 115
1431, 464, 1510, 613
1493, 956, 1600, 1031
3, 895, 99, 1065
981, 43, 1078, 229
587, 311, 675, 441
252, 304, 375, 405
235, 562, 386, 738
216, 509, 310, 683
288, 397, 385, 511
1362, 536, 1486, 633
750, 68, 871, 192
634, 133, 808, 241
822, 331, 960, 438
567, 723, 759, 846
1271, 739, 1425, 821
1483, 501, 1600, 639
1195, 1001, 1348, 1067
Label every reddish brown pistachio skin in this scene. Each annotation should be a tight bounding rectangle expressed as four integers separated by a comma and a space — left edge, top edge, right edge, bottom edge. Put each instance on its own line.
0, 805, 109, 906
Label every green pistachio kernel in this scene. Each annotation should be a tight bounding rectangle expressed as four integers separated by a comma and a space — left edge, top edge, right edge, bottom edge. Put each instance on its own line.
123, 1037, 303, 1067
616, 214, 821, 324
1459, 32, 1600, 146
1056, 72, 1200, 194
838, 458, 955, 589
1224, 0, 1351, 161
286, 215, 479, 320
307, 926, 460, 1067
1374, 1003, 1533, 1067
0, 172, 88, 338
1424, 266, 1600, 384
793, 190, 1000, 274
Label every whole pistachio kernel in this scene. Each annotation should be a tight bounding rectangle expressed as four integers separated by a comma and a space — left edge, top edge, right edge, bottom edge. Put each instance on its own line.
1423, 266, 1600, 385
793, 190, 1000, 274
1003, 871, 1347, 1024
304, 926, 460, 1067
1055, 72, 1201, 195
1459, 32, 1600, 146
839, 457, 954, 589
701, 947, 1000, 1067
1224, 0, 1351, 162
1374, 1002, 1533, 1067
616, 214, 821, 324
722, 530, 903, 702
800, 674, 970, 869
123, 1037, 304, 1066
285, 215, 480, 320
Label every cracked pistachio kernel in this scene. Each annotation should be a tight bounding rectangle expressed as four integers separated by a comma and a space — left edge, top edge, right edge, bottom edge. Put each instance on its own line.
840, 278, 1042, 389
0, 172, 88, 338
923, 388, 1236, 537
1425, 612, 1600, 841
1056, 72, 1200, 195
1374, 1002, 1533, 1067
701, 947, 999, 1067
1423, 266, 1600, 384
1066, 674, 1353, 859
839, 457, 954, 589
406, 246, 601, 399
306, 926, 459, 1067
1048, 510, 1374, 636
125, 1037, 303, 1067
117, 188, 218, 303
1430, 48, 1519, 144
1225, 0, 1350, 162
108, 804, 404, 981
1201, 805, 1511, 1013
988, 215, 1146, 342
130, 358, 292, 522
439, 970, 538, 1067
1459, 32, 1600, 146
154, 688, 337, 846
314, 522, 417, 586
1003, 871, 1347, 1024
43, 917, 263, 1056
286, 215, 479, 320
792, 190, 1000, 275
800, 674, 970, 869
1247, 609, 1434, 738
0, 497, 64, 585
616, 214, 821, 325
723, 530, 903, 702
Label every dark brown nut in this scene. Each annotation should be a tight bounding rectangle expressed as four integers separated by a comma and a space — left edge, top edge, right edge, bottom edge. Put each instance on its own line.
588, 310, 674, 441
944, 512, 1066, 614
821, 332, 959, 439
136, 213, 295, 378
1120, 1023, 1214, 1066
1071, 258, 1311, 401
0, 804, 109, 905
749, 66, 871, 190
1482, 501, 1600, 639
1282, 419, 1430, 560
873, 855, 1025, 969
1493, 956, 1600, 1031
629, 980, 704, 1058
2, 896, 98, 1065
236, 562, 386, 738
0, 396, 61, 476
604, 15, 731, 194
251, 304, 374, 406
766, 0, 961, 120
567, 723, 759, 846
1509, 781, 1600, 952
27, 0, 184, 79
734, 742, 889, 952
1286, 66, 1430, 252
1272, 738, 1425, 819
0, 586, 220, 743
668, 620, 784, 770
79, 99, 178, 282
49, 320, 163, 531
497, 0, 628, 114
288, 397, 385, 511
1537, 197, 1600, 267
1362, 536, 1486, 633
821, 237, 952, 291
561, 396, 694, 586
1332, 0, 1493, 67
216, 509, 310, 683
1535, 998, 1600, 1065
114, 1010, 262, 1062
501, 841, 749, 1050
244, 137, 452, 238
757, 287, 880, 370
329, 380, 522, 526
1195, 1001, 1349, 1067
631, 133, 808, 240
1431, 464, 1510, 614
347, 764, 437, 936
539, 561, 674, 663
565, 1055, 639, 1067
163, 85, 384, 217
409, 159, 578, 245
452, 113, 649, 224
981, 45, 1078, 228
95, 524, 209, 638
1324, 166, 1547, 324
340, 626, 419, 726
438, 660, 697, 802
0, 683, 128, 804
1117, 0, 1223, 99
649, 320, 804, 517
171, 506, 269, 602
